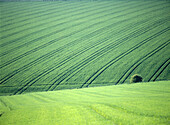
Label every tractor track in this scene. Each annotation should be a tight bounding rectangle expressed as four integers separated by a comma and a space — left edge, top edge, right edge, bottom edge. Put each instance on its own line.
0, 2, 82, 34
0, 4, 142, 62
0, 1, 84, 28
0, 0, 130, 29
1, 4, 166, 85
148, 58, 170, 81
14, 18, 169, 94
0, 1, 112, 39
0, 1, 94, 33
0, 0, 161, 34
81, 27, 169, 88
116, 40, 170, 84
0, 98, 12, 111
0, 0, 112, 31
152, 61, 169, 81
0, 2, 50, 18
0, 2, 169, 94
61, 18, 170, 84
0, 1, 141, 47
0, 2, 45, 18
0, 1, 159, 67
0, 2, 58, 20
0, 1, 134, 48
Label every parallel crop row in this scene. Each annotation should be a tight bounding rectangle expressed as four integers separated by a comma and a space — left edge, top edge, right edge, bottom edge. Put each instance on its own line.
81, 27, 169, 88
0, 1, 156, 71
0, 2, 80, 28
14, 18, 169, 94
148, 58, 170, 82
116, 40, 169, 84
0, 1, 108, 40
11, 5, 169, 93
0, 0, 169, 95
0, 1, 133, 52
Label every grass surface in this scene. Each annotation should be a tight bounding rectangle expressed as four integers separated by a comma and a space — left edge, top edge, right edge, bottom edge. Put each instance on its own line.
0, 81, 170, 125
0, 0, 170, 95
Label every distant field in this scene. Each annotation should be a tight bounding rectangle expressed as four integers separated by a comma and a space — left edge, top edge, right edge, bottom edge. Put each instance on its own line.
0, 81, 170, 125
0, 0, 170, 95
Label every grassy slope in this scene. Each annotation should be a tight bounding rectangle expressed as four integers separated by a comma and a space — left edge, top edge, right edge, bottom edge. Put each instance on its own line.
0, 0, 170, 95
0, 81, 170, 125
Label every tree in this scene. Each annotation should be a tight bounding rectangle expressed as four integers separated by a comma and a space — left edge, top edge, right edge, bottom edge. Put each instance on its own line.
130, 74, 143, 83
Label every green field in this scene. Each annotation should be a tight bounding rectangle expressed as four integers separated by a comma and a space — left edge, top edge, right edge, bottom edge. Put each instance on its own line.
0, 0, 170, 96
0, 81, 170, 125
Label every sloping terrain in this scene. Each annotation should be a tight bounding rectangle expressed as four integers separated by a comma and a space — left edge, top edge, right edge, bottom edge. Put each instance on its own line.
0, 0, 170, 95
0, 81, 170, 125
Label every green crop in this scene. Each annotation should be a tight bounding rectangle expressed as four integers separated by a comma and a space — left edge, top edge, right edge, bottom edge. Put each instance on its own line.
0, 81, 170, 125
0, 0, 169, 95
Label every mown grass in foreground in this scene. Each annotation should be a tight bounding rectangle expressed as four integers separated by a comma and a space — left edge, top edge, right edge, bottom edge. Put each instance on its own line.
0, 81, 169, 125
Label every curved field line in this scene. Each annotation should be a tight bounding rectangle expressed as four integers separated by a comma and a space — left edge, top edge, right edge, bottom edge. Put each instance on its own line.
0, 98, 12, 111
0, 1, 103, 17
59, 18, 169, 86
6, 11, 170, 94
0, 2, 56, 20
0, 1, 77, 19
0, 0, 119, 29
81, 28, 170, 88
0, 18, 128, 85
16, 25, 169, 94
11, 25, 132, 94
0, 2, 31, 11
17, 17, 169, 94
1, 2, 164, 56
2, 2, 167, 54
1, 5, 74, 27
0, 2, 44, 17
0, 1, 92, 33
105, 104, 169, 119
116, 40, 170, 84
1, 7, 169, 94
0, 3, 119, 49
0, 1, 118, 32
0, 1, 137, 46
0, 2, 50, 17
148, 58, 170, 82
0, 11, 139, 84
0, 1, 154, 66
0, 2, 126, 47
0, 4, 133, 58
153, 62, 169, 81
0, 1, 95, 31
60, 18, 170, 84
0, 1, 81, 28
0, 2, 98, 38
1, 4, 166, 84
0, 3, 62, 25
11, 12, 161, 94
0, 1, 124, 47
0, 0, 161, 34
152, 59, 170, 81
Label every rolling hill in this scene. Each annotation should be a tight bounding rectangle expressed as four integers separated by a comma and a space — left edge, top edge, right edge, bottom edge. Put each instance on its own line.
0, 81, 170, 125
0, 0, 170, 95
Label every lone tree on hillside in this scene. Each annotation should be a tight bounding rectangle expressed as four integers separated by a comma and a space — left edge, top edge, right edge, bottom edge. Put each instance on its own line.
130, 74, 143, 83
